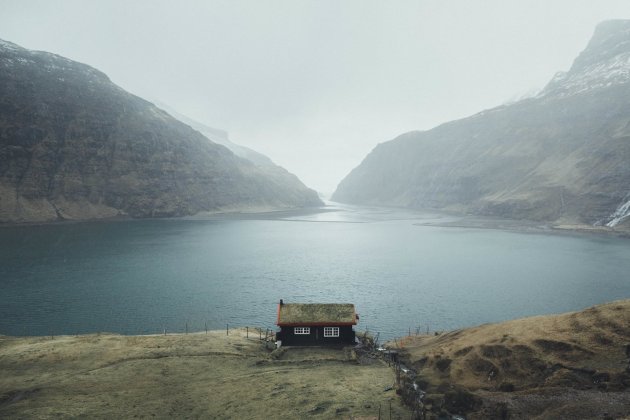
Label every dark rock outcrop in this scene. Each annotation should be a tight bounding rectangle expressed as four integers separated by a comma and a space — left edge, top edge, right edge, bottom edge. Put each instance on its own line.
333, 20, 630, 228
0, 39, 322, 223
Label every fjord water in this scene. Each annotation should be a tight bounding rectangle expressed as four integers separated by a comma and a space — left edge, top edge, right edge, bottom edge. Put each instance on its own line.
1, 204, 629, 340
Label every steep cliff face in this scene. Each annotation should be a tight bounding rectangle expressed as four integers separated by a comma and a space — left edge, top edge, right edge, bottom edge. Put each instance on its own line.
333, 20, 630, 228
0, 40, 321, 223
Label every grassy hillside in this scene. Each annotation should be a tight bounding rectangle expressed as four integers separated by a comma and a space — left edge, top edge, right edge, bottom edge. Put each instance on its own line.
2, 302, 629, 419
0, 329, 408, 419
393, 299, 630, 419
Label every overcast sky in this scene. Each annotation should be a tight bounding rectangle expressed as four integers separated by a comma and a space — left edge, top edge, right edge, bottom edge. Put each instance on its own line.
1, 1, 630, 193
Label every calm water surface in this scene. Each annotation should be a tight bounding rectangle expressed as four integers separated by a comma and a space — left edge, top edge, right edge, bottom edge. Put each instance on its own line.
1, 204, 629, 339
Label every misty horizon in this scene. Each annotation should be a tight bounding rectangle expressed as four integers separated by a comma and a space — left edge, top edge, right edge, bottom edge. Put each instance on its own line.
2, 1, 630, 193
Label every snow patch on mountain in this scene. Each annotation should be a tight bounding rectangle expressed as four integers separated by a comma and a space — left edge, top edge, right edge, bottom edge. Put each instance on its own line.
540, 51, 630, 98
0, 39, 21, 51
1, 38, 109, 82
605, 195, 630, 227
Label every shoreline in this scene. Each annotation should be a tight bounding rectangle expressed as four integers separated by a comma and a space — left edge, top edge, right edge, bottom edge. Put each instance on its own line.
414, 215, 630, 239
1, 202, 628, 239
0, 205, 330, 228
4, 298, 628, 341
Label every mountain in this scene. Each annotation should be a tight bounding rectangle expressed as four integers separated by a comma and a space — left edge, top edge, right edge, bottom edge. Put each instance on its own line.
151, 102, 275, 167
333, 20, 630, 229
0, 39, 322, 223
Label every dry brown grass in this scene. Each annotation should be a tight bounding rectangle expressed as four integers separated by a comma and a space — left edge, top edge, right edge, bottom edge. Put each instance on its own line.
0, 328, 408, 419
3, 301, 629, 419
278, 303, 356, 324
391, 300, 630, 419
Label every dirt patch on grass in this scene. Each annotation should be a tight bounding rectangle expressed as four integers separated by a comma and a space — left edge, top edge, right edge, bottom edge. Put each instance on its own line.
481, 344, 513, 358
467, 355, 498, 376
454, 346, 473, 357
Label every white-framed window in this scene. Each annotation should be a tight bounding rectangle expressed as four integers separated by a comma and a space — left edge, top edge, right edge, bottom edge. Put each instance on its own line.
294, 327, 310, 335
324, 327, 339, 337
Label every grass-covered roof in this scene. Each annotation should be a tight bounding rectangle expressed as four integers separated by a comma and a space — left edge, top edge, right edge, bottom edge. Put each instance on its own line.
277, 303, 357, 326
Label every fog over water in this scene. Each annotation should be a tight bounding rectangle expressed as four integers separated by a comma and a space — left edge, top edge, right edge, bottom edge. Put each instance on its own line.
2, 1, 630, 192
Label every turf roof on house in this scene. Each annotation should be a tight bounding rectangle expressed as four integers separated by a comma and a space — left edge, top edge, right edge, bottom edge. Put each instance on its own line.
277, 303, 357, 326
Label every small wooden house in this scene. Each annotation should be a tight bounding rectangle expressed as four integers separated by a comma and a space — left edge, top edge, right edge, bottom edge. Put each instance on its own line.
275, 300, 359, 346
